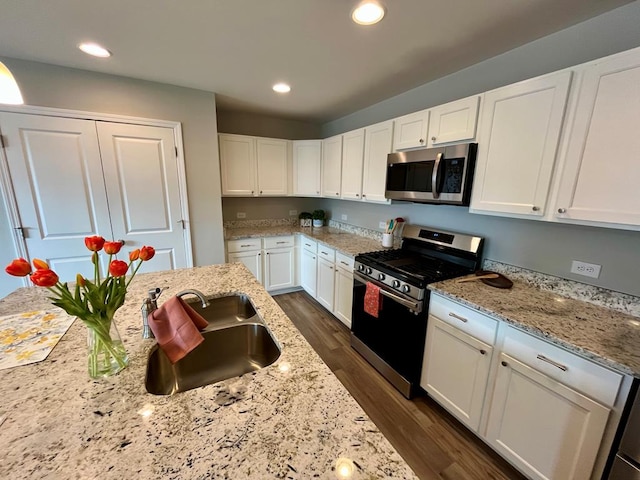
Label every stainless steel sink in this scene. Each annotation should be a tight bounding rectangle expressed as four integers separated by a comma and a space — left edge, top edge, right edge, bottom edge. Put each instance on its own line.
145, 294, 281, 395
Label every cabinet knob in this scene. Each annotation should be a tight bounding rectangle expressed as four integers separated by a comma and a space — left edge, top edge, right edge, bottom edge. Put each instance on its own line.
335, 192, 339, 196
532, 206, 540, 212
362, 194, 366, 198
501, 361, 508, 367
431, 136, 436, 142
259, 190, 263, 194
317, 191, 320, 194
355, 194, 359, 197
419, 138, 425, 144
251, 190, 254, 194
557, 208, 566, 214
480, 349, 486, 355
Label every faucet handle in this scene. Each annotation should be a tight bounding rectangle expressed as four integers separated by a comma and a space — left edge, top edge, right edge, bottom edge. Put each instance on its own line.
148, 287, 167, 302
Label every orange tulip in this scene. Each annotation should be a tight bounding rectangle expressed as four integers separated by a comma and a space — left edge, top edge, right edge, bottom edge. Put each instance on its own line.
32, 258, 49, 270
109, 260, 129, 277
76, 274, 86, 287
104, 241, 123, 255
139, 246, 155, 261
129, 249, 140, 261
84, 236, 105, 252
5, 258, 32, 277
30, 269, 59, 287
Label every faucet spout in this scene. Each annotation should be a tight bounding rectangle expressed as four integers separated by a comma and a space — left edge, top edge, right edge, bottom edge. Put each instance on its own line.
176, 289, 210, 308
141, 287, 164, 339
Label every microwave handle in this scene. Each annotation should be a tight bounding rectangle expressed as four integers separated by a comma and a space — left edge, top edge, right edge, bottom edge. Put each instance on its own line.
431, 152, 443, 198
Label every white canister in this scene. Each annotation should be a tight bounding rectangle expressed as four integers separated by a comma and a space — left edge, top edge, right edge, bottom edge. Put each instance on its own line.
381, 233, 393, 248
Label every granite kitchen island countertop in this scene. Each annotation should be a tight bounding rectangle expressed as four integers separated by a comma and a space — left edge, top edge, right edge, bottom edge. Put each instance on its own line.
429, 276, 640, 378
0, 264, 417, 479
225, 225, 385, 257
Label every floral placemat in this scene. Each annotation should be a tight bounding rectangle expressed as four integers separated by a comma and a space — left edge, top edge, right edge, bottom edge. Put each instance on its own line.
0, 308, 76, 370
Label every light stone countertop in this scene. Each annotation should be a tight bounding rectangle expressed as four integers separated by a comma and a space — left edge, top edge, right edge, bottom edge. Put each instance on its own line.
0, 264, 417, 479
429, 277, 640, 377
225, 226, 385, 257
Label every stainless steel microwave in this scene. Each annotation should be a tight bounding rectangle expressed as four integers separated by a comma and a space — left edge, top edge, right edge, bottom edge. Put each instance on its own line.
385, 143, 477, 206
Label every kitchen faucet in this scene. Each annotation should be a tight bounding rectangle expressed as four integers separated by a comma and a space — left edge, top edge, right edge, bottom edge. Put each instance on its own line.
141, 288, 210, 339
175, 289, 210, 308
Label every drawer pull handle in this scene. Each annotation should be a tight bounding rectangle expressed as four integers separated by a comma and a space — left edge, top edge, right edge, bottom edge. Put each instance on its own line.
449, 312, 468, 323
305, 243, 311, 247
240, 244, 253, 248
276, 241, 287, 244
536, 354, 568, 372
321, 251, 328, 255
479, 349, 486, 355
340, 261, 349, 266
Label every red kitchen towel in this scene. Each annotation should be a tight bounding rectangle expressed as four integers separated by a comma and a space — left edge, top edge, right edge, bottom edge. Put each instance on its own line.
148, 296, 208, 364
364, 282, 383, 318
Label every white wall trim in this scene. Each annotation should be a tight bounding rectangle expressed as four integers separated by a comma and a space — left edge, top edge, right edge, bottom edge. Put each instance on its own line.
0, 104, 194, 268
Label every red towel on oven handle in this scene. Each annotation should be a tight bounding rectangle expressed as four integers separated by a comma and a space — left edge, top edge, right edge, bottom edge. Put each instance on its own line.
364, 282, 383, 318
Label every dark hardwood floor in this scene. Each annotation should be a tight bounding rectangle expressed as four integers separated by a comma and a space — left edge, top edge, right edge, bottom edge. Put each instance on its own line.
274, 291, 527, 480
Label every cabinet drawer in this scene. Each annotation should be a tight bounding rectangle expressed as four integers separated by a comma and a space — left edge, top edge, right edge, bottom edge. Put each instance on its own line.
317, 245, 336, 262
429, 294, 498, 346
335, 252, 354, 271
264, 235, 295, 249
227, 238, 262, 253
300, 236, 317, 253
502, 325, 623, 407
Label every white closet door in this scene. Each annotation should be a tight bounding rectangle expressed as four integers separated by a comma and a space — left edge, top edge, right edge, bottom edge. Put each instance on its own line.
97, 122, 188, 273
0, 112, 112, 282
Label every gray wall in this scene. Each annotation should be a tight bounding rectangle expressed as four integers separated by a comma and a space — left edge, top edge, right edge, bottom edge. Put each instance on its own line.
217, 110, 321, 139
222, 197, 323, 222
0, 57, 225, 276
322, 1, 640, 136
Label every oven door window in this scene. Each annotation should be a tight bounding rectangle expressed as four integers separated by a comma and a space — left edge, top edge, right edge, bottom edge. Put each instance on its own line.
351, 277, 427, 383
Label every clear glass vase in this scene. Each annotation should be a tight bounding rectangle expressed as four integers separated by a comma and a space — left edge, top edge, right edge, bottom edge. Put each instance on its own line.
86, 315, 129, 379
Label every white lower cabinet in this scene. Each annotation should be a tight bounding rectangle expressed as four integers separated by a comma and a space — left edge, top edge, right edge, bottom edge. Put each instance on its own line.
316, 257, 335, 311
227, 236, 295, 292
422, 293, 629, 480
485, 353, 610, 480
333, 253, 354, 327
300, 237, 318, 297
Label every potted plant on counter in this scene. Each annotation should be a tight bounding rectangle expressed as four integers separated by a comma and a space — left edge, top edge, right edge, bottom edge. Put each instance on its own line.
299, 212, 312, 228
312, 210, 325, 228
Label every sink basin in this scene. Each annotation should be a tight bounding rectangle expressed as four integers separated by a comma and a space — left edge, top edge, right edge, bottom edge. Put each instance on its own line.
145, 295, 281, 395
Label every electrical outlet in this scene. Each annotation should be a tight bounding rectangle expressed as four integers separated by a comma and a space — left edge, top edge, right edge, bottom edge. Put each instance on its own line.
237, 212, 246, 219
379, 221, 386, 229
341, 214, 348, 221
570, 260, 601, 279
289, 210, 297, 216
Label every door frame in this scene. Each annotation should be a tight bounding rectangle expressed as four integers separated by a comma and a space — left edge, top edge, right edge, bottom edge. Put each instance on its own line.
0, 104, 193, 270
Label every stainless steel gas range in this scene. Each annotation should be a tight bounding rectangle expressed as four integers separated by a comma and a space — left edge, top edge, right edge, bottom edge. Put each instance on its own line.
350, 224, 484, 398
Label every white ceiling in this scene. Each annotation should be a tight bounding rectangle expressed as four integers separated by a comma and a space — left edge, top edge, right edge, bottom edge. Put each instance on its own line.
0, 0, 633, 123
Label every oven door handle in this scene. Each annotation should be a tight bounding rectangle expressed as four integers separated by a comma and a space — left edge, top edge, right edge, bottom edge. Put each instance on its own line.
431, 152, 443, 199
354, 272, 422, 313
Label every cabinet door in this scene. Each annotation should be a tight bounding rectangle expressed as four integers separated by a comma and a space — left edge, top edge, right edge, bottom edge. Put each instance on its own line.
485, 353, 610, 480
97, 122, 189, 273
228, 250, 262, 284
362, 120, 393, 203
292, 140, 322, 196
333, 267, 353, 327
421, 316, 492, 432
555, 49, 640, 228
264, 247, 294, 291
316, 258, 335, 311
392, 109, 430, 151
470, 72, 572, 217
322, 135, 342, 198
300, 248, 317, 297
256, 138, 288, 196
219, 134, 257, 196
0, 113, 113, 282
427, 96, 480, 147
340, 128, 365, 200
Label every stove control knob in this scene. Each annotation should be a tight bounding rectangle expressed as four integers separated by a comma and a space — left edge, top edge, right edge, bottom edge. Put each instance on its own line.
402, 285, 411, 293
366, 267, 372, 275
358, 264, 365, 272
392, 280, 401, 289
378, 273, 386, 281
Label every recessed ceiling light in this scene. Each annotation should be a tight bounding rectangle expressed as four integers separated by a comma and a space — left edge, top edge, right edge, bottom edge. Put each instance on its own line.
352, 1, 385, 25
78, 42, 112, 58
273, 83, 291, 93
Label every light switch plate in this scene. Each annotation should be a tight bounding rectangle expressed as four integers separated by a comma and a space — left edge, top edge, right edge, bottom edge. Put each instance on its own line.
379, 221, 386, 229
570, 260, 601, 278
341, 214, 348, 221
237, 212, 246, 219
289, 210, 297, 216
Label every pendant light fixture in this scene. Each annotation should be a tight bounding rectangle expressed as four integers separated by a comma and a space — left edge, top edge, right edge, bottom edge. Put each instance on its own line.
0, 61, 24, 105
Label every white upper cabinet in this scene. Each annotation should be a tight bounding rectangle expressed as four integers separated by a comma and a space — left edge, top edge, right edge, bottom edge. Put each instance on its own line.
553, 48, 640, 229
470, 71, 572, 217
255, 137, 290, 196
322, 135, 342, 198
340, 128, 365, 200
293, 140, 322, 196
219, 134, 289, 197
427, 95, 480, 147
362, 120, 393, 203
392, 109, 430, 151
219, 134, 257, 196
